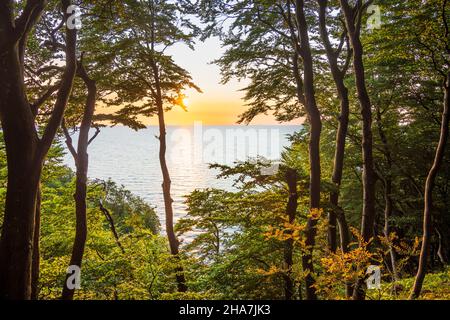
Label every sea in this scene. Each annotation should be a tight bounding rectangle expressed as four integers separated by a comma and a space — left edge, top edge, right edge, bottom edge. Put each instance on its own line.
63, 125, 299, 229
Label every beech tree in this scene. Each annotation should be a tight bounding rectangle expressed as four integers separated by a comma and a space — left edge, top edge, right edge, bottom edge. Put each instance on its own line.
407, 0, 450, 299
0, 0, 77, 299
339, 0, 377, 300
201, 0, 323, 299
316, 0, 353, 296
60, 57, 98, 300
91, 0, 201, 292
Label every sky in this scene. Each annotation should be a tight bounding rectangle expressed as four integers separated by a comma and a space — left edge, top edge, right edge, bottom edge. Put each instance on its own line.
143, 37, 291, 126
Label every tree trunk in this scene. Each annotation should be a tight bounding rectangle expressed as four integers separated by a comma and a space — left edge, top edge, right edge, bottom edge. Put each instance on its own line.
339, 0, 377, 300
31, 186, 42, 300
436, 227, 448, 265
0, 37, 42, 300
151, 59, 187, 293
375, 106, 398, 281
410, 72, 450, 299
0, 0, 77, 299
317, 0, 352, 257
284, 168, 298, 300
295, 0, 321, 300
61, 62, 97, 300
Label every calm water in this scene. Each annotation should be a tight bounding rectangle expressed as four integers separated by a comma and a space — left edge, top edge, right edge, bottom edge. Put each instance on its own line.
63, 125, 298, 229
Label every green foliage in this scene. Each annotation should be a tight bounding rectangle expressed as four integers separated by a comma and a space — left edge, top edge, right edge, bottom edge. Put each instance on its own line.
0, 137, 180, 300
2, 0, 450, 301
79, 0, 201, 126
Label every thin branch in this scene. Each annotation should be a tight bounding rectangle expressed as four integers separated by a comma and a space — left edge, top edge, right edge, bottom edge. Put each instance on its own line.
99, 201, 125, 254
14, 0, 47, 43
31, 83, 60, 117
88, 126, 101, 145
61, 119, 78, 160
38, 0, 78, 162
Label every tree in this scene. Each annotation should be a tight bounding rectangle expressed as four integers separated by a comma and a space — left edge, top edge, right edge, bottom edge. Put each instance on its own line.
317, 0, 354, 296
94, 0, 201, 292
0, 0, 77, 299
179, 157, 312, 300
60, 57, 98, 300
317, 0, 352, 255
200, 0, 322, 299
339, 0, 377, 300
409, 0, 450, 299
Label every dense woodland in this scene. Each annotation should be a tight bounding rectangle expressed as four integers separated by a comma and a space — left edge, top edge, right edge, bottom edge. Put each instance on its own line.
0, 0, 449, 300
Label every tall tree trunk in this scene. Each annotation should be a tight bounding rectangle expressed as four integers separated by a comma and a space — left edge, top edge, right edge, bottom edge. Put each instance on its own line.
61, 62, 97, 300
31, 186, 42, 300
151, 60, 187, 293
284, 168, 298, 300
147, 1, 186, 292
410, 72, 450, 299
317, 0, 352, 258
294, 0, 321, 300
375, 106, 398, 281
339, 0, 377, 300
0, 0, 77, 299
0, 23, 41, 299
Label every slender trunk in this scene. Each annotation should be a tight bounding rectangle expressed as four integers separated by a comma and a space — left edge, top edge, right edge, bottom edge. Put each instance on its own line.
61, 63, 96, 300
284, 169, 298, 300
157, 107, 187, 292
147, 2, 186, 292
384, 179, 398, 279
410, 73, 450, 299
339, 0, 377, 300
31, 186, 42, 300
375, 106, 398, 280
295, 0, 321, 300
317, 0, 351, 257
151, 61, 187, 293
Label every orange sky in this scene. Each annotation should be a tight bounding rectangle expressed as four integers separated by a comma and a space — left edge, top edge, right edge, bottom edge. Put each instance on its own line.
145, 37, 288, 126
145, 89, 286, 126
98, 37, 296, 126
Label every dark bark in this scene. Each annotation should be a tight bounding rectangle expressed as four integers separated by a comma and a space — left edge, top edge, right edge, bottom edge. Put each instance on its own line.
284, 169, 298, 300
375, 105, 398, 281
100, 201, 125, 254
339, 0, 377, 300
0, 18, 41, 301
317, 0, 352, 257
0, 0, 77, 299
61, 61, 97, 300
294, 0, 321, 300
410, 72, 450, 299
149, 57, 187, 293
31, 186, 41, 300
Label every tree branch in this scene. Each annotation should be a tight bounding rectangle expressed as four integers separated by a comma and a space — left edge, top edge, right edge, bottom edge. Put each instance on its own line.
38, 0, 77, 162
61, 118, 78, 160
88, 126, 101, 146
99, 201, 125, 254
31, 83, 60, 117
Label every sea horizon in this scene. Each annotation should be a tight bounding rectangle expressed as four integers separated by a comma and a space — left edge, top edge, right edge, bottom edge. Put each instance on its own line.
63, 125, 299, 232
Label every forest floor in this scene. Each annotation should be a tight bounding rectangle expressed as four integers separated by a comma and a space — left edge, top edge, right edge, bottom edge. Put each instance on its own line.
372, 267, 450, 300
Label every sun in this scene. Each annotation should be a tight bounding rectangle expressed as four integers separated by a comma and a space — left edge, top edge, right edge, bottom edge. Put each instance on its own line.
182, 98, 190, 107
